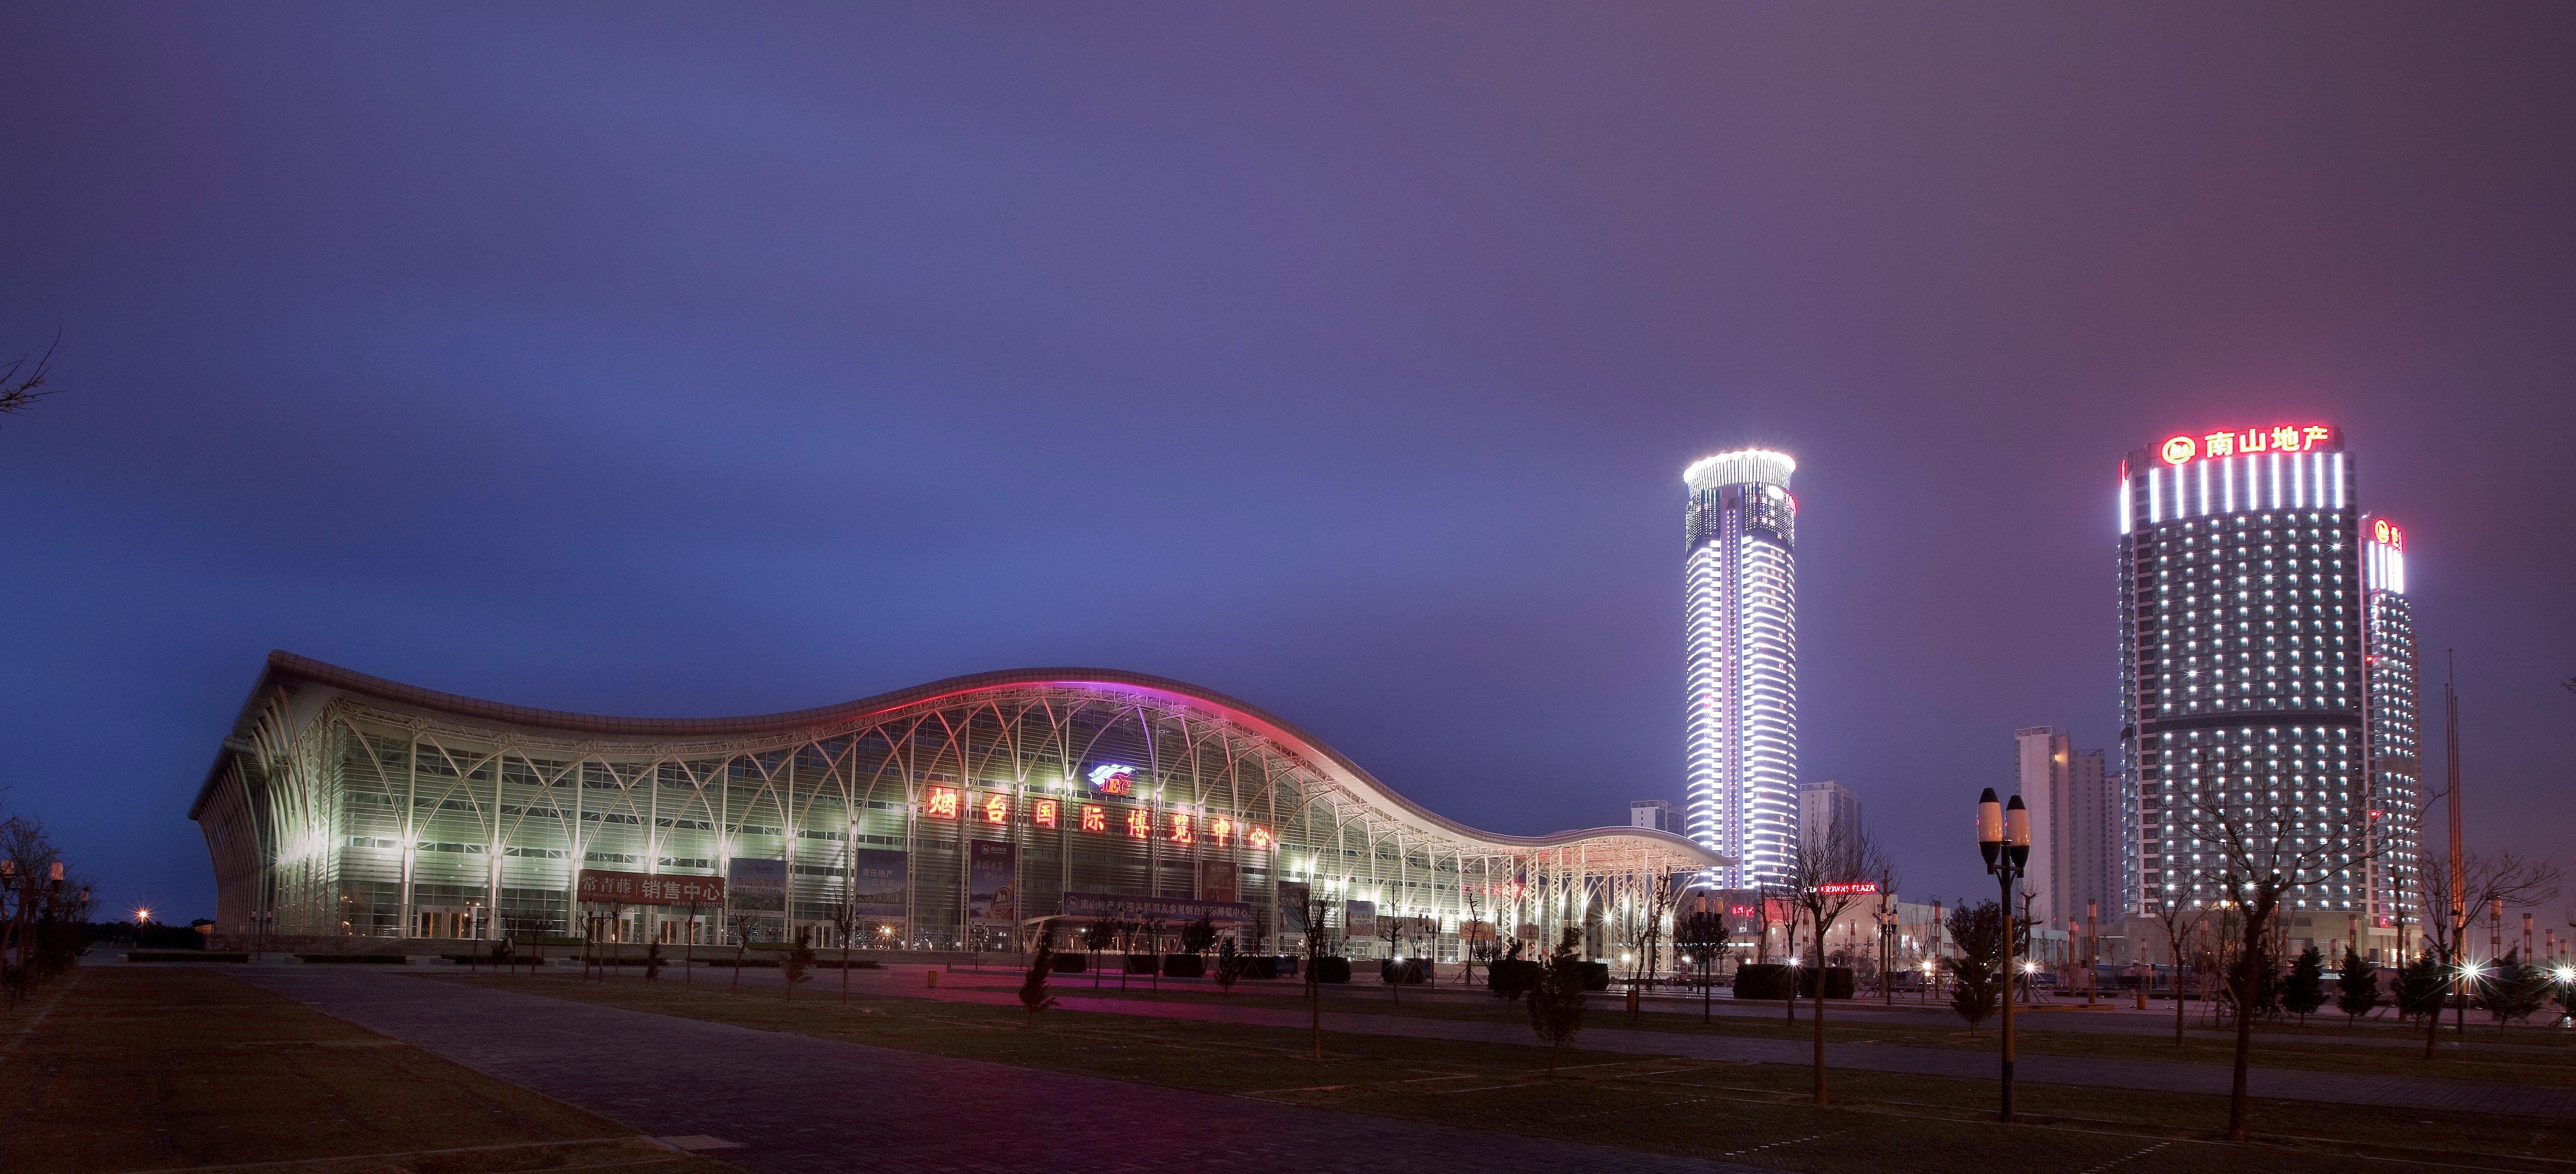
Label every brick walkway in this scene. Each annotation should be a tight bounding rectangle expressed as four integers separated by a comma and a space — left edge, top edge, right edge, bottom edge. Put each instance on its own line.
236, 969, 1767, 1174
752, 966, 2576, 1118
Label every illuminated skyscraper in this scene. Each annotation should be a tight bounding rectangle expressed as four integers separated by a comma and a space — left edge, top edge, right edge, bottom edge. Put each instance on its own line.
1684, 449, 1797, 887
2360, 516, 2420, 944
2119, 423, 2369, 922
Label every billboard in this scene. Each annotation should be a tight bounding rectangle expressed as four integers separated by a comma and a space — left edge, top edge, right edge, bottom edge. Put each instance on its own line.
728, 857, 786, 912
1458, 919, 1498, 943
1059, 891, 1250, 926
969, 840, 1017, 927
1197, 859, 1238, 904
1343, 900, 1376, 941
576, 869, 722, 908
1279, 881, 1311, 935
848, 849, 908, 919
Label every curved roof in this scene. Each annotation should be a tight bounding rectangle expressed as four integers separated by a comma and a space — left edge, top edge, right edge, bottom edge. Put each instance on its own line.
206, 651, 1724, 866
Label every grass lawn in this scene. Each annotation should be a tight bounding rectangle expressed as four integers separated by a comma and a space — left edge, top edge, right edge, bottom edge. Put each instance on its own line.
989, 973, 2576, 1087
0, 968, 738, 1174
451, 971, 2574, 1174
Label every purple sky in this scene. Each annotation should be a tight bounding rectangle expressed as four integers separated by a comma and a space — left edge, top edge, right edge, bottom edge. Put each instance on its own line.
3, 5, 2570, 921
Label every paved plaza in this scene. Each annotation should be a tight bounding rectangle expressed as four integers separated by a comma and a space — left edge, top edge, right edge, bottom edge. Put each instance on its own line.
689, 963, 2576, 1118
238, 968, 1771, 1174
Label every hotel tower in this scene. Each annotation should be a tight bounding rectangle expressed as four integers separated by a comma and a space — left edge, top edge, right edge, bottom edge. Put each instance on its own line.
1684, 449, 1798, 887
2118, 421, 2417, 946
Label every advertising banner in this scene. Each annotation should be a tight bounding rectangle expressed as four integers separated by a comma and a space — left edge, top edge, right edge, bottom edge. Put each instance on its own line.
1458, 919, 1497, 943
968, 840, 1018, 927
576, 869, 722, 908
727, 857, 786, 912
1060, 891, 1251, 926
1197, 859, 1238, 904
1384, 914, 1439, 939
1514, 922, 1542, 943
849, 849, 908, 919
1279, 881, 1311, 935
1343, 900, 1377, 941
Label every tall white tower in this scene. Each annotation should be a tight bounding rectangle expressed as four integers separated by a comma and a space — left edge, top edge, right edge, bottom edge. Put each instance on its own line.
1683, 449, 1798, 887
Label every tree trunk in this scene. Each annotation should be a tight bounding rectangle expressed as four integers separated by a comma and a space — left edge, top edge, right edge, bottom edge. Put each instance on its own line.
2173, 950, 2187, 1045
1812, 974, 1829, 1105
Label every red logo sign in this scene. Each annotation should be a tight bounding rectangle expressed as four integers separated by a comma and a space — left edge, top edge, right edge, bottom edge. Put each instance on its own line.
2160, 423, 2334, 467
2372, 519, 2404, 550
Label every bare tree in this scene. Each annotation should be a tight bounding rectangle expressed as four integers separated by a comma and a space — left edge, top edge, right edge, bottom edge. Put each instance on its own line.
1297, 885, 1336, 1060
1621, 872, 1685, 1018
0, 332, 61, 423
2181, 788, 2382, 1143
1780, 827, 1887, 1106
2148, 901, 2209, 1045
2415, 851, 2561, 1055
1673, 907, 1733, 1024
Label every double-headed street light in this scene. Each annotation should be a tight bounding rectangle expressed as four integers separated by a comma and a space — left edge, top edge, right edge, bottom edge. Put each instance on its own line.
1977, 787, 2031, 1123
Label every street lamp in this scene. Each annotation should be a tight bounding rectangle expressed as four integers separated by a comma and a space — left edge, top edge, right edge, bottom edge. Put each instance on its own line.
1977, 787, 2031, 1123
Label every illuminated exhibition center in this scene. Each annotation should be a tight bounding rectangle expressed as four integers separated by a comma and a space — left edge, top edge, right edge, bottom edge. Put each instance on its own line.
192, 653, 1719, 955
2117, 421, 2420, 956
1682, 448, 1799, 888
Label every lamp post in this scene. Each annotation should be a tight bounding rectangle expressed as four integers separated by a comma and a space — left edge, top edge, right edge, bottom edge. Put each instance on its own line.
1977, 787, 2031, 1123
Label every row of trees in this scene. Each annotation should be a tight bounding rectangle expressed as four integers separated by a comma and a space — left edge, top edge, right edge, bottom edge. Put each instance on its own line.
2, 811, 90, 1006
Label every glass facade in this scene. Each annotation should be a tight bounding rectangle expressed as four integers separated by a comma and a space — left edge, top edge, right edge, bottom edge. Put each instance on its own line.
2119, 430, 2388, 938
1683, 449, 1798, 888
194, 658, 1717, 960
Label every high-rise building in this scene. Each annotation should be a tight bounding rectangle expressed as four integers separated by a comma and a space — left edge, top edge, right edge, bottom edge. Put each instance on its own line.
2119, 421, 2368, 919
2014, 728, 2125, 931
1630, 799, 1682, 835
1797, 780, 1860, 862
1683, 448, 1798, 887
2360, 516, 2421, 940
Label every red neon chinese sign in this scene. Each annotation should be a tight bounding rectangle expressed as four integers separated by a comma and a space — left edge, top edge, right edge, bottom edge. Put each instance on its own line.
1125, 809, 1150, 840
924, 786, 960, 820
1079, 804, 1106, 834
2371, 519, 2405, 550
1167, 812, 1194, 845
1209, 815, 1233, 847
2159, 423, 2334, 466
1247, 825, 1272, 851
981, 793, 1010, 825
1033, 798, 1059, 829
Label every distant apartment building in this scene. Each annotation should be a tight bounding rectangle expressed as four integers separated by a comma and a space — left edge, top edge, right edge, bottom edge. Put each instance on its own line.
2015, 727, 2128, 931
1796, 780, 1861, 861
1629, 799, 1682, 835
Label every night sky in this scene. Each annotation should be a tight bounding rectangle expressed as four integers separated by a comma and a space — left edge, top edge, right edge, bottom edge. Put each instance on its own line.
4, 5, 2570, 922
